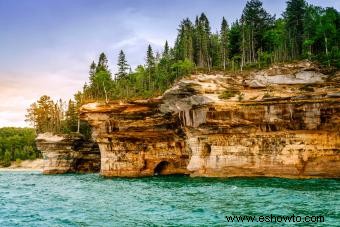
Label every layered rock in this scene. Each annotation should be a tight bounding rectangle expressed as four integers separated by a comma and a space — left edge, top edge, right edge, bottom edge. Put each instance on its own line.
80, 61, 340, 178
186, 102, 340, 178
36, 133, 100, 174
80, 102, 189, 177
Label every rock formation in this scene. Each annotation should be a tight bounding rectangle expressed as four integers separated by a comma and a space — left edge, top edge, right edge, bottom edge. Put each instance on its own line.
36, 133, 100, 174
79, 102, 189, 177
42, 61, 339, 178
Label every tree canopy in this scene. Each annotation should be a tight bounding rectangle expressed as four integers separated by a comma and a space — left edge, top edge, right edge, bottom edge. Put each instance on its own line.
27, 0, 339, 135
0, 127, 40, 167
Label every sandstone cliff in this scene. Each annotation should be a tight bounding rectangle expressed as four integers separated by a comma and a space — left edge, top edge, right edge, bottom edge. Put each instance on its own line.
79, 102, 189, 177
36, 133, 100, 174
77, 61, 339, 178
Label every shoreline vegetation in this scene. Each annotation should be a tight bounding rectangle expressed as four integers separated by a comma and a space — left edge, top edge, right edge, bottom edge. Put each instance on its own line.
0, 127, 41, 167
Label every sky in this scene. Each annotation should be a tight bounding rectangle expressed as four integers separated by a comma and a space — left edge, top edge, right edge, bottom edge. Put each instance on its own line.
0, 0, 339, 127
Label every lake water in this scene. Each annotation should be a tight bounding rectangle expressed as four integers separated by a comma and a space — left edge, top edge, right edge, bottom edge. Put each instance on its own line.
0, 171, 339, 226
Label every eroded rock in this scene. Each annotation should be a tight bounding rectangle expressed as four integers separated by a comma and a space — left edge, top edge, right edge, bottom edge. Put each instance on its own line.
78, 61, 340, 178
80, 102, 189, 177
36, 133, 100, 174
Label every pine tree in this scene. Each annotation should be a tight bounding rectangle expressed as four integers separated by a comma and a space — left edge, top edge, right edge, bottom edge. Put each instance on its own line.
146, 45, 155, 90
87, 53, 113, 100
220, 17, 229, 70
115, 50, 129, 80
210, 33, 222, 68
146, 45, 155, 68
195, 13, 211, 69
36, 95, 54, 133
163, 40, 169, 57
89, 61, 97, 89
96, 52, 109, 72
175, 18, 194, 62
229, 20, 241, 58
284, 0, 306, 59
228, 20, 242, 70
241, 0, 275, 64
65, 100, 78, 132
89, 61, 96, 77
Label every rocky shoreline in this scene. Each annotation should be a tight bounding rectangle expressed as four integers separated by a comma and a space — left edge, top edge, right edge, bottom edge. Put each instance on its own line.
37, 61, 340, 178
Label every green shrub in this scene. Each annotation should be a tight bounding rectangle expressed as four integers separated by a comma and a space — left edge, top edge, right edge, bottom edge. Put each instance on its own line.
16, 158, 22, 166
3, 151, 11, 167
219, 89, 241, 99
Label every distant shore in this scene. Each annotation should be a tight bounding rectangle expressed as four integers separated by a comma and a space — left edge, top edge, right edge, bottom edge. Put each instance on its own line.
0, 159, 43, 172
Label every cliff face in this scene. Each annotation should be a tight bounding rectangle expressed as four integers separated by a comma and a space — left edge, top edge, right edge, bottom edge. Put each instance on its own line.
80, 61, 340, 178
79, 102, 189, 177
185, 102, 339, 178
36, 133, 100, 174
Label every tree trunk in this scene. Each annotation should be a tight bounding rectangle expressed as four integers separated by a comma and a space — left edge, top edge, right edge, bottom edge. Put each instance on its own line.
223, 48, 226, 71
324, 33, 330, 66
148, 70, 151, 90
251, 26, 255, 63
102, 81, 108, 104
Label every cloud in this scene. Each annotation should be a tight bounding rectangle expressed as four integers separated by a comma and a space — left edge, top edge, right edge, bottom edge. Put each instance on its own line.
0, 71, 84, 127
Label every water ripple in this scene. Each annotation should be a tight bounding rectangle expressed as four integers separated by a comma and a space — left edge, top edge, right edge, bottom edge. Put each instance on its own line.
0, 172, 338, 226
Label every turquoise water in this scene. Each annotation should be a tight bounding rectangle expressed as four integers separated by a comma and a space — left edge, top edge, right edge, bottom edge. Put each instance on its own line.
0, 172, 339, 226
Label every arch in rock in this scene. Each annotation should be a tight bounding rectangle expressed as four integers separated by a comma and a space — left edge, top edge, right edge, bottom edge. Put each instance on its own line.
154, 161, 171, 175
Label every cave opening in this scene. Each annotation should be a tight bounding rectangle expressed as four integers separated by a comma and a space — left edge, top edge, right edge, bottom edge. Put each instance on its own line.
154, 161, 170, 175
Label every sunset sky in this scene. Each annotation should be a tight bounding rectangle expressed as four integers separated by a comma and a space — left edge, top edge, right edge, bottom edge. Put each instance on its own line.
0, 0, 339, 127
